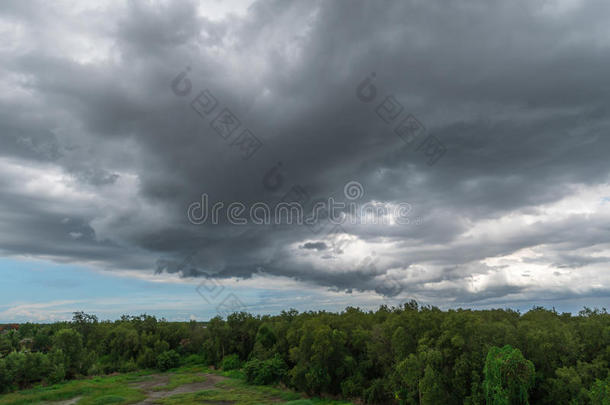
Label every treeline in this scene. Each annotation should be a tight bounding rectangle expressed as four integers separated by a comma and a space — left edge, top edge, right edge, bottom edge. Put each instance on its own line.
0, 303, 608, 404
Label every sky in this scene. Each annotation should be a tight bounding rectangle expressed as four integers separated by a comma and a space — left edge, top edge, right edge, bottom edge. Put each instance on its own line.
1, 0, 609, 322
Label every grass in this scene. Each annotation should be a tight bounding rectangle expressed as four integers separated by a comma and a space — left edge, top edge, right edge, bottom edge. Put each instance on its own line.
0, 366, 354, 405
0, 372, 149, 405
158, 377, 353, 405
284, 401, 354, 405
151, 368, 207, 392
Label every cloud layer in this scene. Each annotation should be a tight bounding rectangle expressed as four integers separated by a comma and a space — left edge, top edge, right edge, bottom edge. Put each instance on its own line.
1, 0, 609, 309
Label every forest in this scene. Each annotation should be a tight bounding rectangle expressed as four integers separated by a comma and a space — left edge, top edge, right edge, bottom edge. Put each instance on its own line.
0, 303, 608, 404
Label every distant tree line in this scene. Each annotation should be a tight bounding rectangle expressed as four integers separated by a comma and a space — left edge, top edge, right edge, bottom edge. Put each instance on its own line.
0, 303, 608, 404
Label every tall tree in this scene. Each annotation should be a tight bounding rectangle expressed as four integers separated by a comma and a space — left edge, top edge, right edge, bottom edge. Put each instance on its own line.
483, 345, 535, 405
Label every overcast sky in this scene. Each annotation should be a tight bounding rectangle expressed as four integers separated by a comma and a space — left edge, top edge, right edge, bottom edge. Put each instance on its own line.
1, 0, 609, 322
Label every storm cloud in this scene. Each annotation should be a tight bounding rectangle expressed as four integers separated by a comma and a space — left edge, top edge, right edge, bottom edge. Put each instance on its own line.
1, 0, 609, 309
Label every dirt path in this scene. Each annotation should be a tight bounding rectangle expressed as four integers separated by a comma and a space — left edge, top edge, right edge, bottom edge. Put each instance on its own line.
131, 373, 228, 404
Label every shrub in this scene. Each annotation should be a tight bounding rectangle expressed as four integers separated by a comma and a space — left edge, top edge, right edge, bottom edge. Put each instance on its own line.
156, 350, 180, 371
47, 363, 66, 385
589, 377, 610, 405
0, 358, 11, 393
244, 354, 287, 385
363, 378, 391, 404
87, 363, 102, 376
120, 358, 138, 373
23, 352, 50, 383
183, 354, 206, 366
3, 352, 49, 388
137, 347, 157, 369
5, 352, 26, 388
341, 374, 365, 398
244, 358, 262, 382
221, 353, 241, 371
97, 354, 118, 374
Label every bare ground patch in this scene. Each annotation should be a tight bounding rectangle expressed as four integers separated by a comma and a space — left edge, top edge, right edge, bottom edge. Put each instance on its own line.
131, 373, 228, 404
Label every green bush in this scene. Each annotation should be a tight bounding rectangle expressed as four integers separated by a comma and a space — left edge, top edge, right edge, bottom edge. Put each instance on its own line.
87, 363, 102, 376
0, 358, 9, 393
183, 354, 206, 366
156, 350, 180, 371
244, 354, 287, 385
589, 377, 610, 405
98, 354, 118, 374
47, 363, 66, 385
137, 347, 157, 369
221, 353, 241, 371
363, 378, 391, 404
340, 374, 365, 398
2, 352, 49, 388
4, 352, 24, 388
119, 358, 138, 373
23, 352, 50, 383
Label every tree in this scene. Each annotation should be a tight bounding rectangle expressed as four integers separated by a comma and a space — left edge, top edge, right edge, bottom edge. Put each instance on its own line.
23, 352, 50, 385
47, 349, 66, 384
4, 352, 26, 388
420, 364, 447, 405
0, 304, 608, 403
589, 377, 609, 405
0, 358, 9, 393
107, 325, 140, 362
483, 345, 535, 405
53, 329, 84, 377
72, 312, 98, 344
547, 366, 589, 404
393, 353, 424, 405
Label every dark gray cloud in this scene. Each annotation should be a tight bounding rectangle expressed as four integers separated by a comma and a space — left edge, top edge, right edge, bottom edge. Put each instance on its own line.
1, 0, 609, 307
301, 242, 328, 251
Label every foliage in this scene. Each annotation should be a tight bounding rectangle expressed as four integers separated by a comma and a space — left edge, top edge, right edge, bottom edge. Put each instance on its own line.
589, 376, 610, 405
53, 328, 84, 378
0, 305, 608, 404
0, 370, 147, 405
244, 354, 288, 385
0, 365, 353, 405
221, 353, 241, 371
156, 350, 180, 371
483, 345, 535, 404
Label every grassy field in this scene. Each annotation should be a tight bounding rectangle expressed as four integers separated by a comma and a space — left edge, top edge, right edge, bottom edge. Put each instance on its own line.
0, 366, 355, 405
